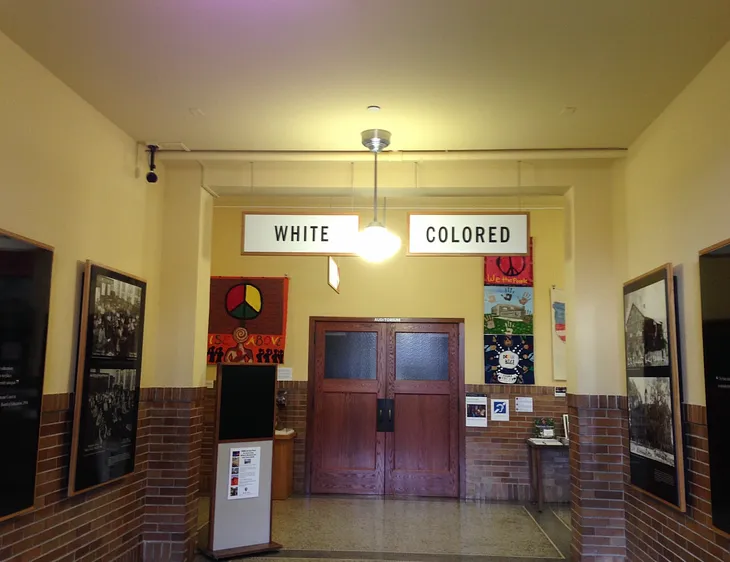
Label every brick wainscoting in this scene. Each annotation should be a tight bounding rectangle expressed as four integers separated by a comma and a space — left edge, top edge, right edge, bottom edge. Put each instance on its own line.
465, 384, 569, 501
568, 394, 629, 561
626, 404, 730, 561
0, 387, 204, 562
140, 387, 204, 561
200, 381, 569, 501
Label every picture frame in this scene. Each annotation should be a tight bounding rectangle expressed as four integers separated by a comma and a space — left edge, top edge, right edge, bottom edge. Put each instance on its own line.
68, 261, 146, 496
623, 263, 686, 511
0, 228, 54, 523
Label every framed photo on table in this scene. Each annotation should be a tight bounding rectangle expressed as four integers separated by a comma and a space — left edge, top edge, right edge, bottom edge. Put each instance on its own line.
68, 262, 146, 496
623, 264, 686, 511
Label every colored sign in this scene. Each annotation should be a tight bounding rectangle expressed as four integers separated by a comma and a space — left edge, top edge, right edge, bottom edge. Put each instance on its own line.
408, 213, 529, 255
484, 238, 534, 286
242, 214, 360, 255
208, 277, 289, 365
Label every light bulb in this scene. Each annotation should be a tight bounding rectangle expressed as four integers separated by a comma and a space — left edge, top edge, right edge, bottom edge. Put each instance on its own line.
355, 222, 401, 263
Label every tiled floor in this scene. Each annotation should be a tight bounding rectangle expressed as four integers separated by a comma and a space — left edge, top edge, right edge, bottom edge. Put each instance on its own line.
196, 496, 571, 562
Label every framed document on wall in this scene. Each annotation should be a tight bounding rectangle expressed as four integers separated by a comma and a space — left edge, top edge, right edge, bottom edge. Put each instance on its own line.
68, 261, 146, 496
623, 264, 686, 511
0, 229, 53, 522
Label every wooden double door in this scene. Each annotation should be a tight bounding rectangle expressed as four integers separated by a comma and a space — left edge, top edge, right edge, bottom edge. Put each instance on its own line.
309, 319, 460, 497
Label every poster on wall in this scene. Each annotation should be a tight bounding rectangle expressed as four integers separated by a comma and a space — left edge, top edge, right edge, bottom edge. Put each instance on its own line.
484, 239, 535, 384
484, 238, 533, 286
485, 335, 535, 384
207, 277, 289, 365
0, 230, 53, 522
465, 393, 488, 427
699, 239, 730, 533
69, 262, 146, 496
227, 446, 261, 499
484, 286, 533, 334
623, 264, 686, 511
550, 287, 567, 381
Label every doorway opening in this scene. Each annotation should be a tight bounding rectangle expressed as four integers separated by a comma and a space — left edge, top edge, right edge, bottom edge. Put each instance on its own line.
305, 317, 465, 498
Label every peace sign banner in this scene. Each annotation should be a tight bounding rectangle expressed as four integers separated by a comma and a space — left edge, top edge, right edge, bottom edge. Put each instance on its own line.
484, 238, 533, 286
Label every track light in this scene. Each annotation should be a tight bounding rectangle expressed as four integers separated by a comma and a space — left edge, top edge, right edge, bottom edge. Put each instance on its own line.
146, 144, 159, 183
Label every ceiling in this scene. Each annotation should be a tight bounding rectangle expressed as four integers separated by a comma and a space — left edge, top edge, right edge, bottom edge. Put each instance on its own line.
1, 0, 729, 152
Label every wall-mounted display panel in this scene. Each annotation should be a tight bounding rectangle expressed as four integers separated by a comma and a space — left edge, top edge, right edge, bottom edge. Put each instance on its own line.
0, 229, 53, 522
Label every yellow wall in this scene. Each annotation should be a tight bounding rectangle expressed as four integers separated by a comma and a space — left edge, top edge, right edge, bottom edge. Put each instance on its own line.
617, 40, 730, 405
0, 31, 166, 392
209, 198, 565, 385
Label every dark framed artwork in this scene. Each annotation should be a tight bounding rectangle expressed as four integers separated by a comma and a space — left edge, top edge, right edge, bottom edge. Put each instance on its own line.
623, 264, 686, 511
699, 238, 730, 534
68, 261, 146, 496
0, 229, 53, 522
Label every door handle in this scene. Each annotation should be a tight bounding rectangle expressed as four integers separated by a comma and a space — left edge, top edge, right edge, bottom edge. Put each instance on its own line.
376, 399, 394, 432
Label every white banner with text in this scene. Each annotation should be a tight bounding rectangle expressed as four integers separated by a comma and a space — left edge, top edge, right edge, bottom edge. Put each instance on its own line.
242, 214, 360, 255
408, 213, 529, 255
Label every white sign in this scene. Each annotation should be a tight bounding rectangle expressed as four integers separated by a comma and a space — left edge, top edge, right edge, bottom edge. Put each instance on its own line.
242, 214, 360, 255
228, 446, 260, 499
328, 256, 340, 293
277, 367, 293, 381
515, 397, 534, 413
491, 398, 510, 422
555, 387, 567, 397
408, 213, 529, 255
466, 393, 488, 427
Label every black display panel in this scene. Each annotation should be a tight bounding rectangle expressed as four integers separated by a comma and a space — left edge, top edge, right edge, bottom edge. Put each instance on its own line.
623, 265, 686, 511
218, 364, 276, 441
0, 231, 53, 521
69, 262, 146, 495
699, 243, 730, 533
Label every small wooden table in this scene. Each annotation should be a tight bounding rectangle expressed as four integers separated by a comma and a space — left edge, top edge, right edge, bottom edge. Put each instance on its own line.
526, 438, 569, 512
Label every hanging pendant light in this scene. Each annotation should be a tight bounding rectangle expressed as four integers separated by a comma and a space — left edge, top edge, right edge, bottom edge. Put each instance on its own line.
355, 129, 402, 263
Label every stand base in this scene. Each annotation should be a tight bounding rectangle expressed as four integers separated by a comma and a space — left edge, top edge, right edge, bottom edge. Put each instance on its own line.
199, 541, 282, 560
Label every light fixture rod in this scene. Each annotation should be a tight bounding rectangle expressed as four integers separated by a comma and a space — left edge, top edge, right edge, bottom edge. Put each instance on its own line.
373, 151, 378, 223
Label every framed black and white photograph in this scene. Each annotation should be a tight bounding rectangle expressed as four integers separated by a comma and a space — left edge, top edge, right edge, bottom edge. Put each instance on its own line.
68, 261, 146, 496
623, 264, 686, 511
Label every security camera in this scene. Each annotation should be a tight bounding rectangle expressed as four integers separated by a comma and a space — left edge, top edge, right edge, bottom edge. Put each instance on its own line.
146, 144, 159, 184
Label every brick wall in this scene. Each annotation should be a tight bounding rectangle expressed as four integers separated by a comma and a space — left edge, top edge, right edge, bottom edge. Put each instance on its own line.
141, 387, 204, 562
0, 393, 145, 562
277, 381, 308, 494
626, 404, 730, 561
200, 381, 569, 500
568, 394, 628, 561
0, 388, 204, 562
465, 384, 569, 501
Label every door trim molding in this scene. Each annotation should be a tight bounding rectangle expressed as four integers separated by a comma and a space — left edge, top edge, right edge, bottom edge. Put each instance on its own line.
304, 316, 467, 498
